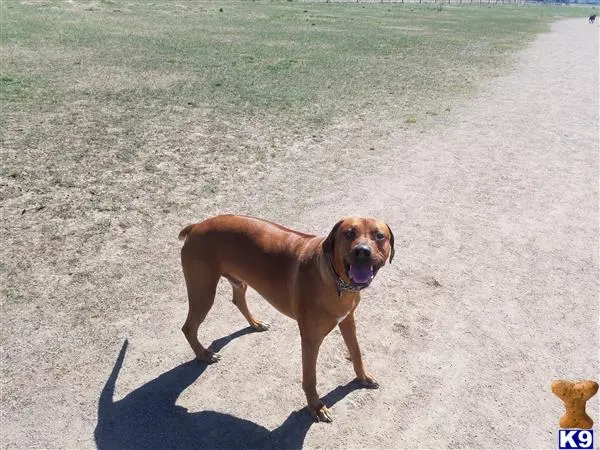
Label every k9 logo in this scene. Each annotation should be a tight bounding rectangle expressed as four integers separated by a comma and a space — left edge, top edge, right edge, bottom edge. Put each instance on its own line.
558, 429, 594, 449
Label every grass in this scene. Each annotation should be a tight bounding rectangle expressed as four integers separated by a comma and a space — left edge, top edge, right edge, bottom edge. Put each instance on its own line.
0, 0, 588, 317
0, 1, 585, 135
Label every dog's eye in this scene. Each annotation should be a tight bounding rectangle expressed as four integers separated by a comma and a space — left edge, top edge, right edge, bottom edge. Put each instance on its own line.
344, 229, 355, 240
374, 232, 385, 242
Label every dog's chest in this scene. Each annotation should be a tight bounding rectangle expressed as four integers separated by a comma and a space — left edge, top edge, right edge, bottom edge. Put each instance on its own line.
333, 296, 359, 324
336, 311, 350, 324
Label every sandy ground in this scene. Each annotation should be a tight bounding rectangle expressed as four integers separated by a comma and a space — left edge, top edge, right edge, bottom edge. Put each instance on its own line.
1, 18, 598, 449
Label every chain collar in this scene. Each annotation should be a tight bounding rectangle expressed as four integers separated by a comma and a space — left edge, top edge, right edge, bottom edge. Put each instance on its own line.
325, 250, 365, 298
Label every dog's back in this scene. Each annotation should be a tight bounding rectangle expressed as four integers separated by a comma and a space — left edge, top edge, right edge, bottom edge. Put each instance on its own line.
179, 215, 322, 315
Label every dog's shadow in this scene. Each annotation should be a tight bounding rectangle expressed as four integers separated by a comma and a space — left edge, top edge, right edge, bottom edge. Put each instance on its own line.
94, 329, 365, 449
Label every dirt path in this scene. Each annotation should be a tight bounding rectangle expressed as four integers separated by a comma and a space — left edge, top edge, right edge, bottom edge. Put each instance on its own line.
2, 18, 598, 449
292, 18, 599, 448
312, 17, 600, 448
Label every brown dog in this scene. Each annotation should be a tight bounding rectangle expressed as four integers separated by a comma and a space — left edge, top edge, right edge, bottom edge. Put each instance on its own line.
178, 214, 394, 422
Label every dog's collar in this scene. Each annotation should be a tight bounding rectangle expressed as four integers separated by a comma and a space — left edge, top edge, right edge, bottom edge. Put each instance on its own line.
324, 251, 365, 298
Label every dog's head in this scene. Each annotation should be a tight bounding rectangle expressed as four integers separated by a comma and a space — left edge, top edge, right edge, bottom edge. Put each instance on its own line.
323, 217, 394, 289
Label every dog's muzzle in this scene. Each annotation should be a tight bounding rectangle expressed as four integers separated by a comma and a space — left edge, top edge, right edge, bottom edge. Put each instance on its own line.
326, 247, 382, 297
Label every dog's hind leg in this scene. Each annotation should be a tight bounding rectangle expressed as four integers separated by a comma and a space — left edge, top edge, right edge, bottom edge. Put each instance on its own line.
225, 276, 270, 332
181, 254, 221, 363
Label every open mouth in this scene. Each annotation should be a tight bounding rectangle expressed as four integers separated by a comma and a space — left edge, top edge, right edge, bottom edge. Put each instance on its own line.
344, 261, 378, 287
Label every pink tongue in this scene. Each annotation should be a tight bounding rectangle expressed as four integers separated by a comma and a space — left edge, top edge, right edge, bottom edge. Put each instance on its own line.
348, 265, 373, 284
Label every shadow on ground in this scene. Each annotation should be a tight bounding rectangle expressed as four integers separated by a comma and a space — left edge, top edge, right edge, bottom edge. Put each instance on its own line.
95, 328, 364, 449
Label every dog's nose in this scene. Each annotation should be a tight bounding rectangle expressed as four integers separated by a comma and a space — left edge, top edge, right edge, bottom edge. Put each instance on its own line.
354, 245, 371, 260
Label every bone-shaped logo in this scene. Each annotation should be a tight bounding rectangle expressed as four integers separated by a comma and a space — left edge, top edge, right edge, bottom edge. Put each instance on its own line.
552, 380, 598, 429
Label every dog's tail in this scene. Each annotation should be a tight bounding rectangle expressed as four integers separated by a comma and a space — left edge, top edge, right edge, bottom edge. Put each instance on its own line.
178, 224, 194, 241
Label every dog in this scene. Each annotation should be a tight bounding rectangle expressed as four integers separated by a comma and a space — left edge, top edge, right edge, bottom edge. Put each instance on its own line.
178, 214, 394, 422
589, 14, 596, 24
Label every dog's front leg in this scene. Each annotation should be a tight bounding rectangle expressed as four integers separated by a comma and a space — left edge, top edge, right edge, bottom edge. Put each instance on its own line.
339, 311, 379, 388
299, 320, 336, 423
301, 335, 332, 422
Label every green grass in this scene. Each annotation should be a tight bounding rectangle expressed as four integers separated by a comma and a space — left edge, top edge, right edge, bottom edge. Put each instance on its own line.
0, 74, 40, 102
0, 0, 586, 133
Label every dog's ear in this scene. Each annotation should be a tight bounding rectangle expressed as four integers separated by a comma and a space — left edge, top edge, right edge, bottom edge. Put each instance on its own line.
323, 220, 343, 254
386, 223, 395, 263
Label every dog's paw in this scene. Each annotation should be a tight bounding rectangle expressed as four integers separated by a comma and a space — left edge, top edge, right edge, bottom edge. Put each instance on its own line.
252, 321, 270, 332
199, 349, 221, 364
357, 373, 379, 389
308, 402, 333, 423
